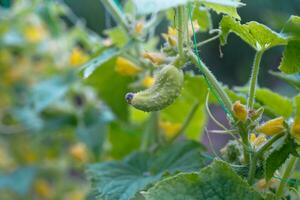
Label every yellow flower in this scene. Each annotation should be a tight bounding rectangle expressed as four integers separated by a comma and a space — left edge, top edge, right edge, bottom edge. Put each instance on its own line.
69, 48, 88, 66
24, 25, 46, 43
250, 133, 266, 147
142, 75, 155, 88
34, 179, 52, 199
256, 117, 285, 136
162, 27, 177, 46
168, 27, 177, 37
159, 121, 181, 138
232, 101, 247, 122
69, 143, 88, 162
115, 57, 142, 76
291, 117, 300, 141
142, 52, 165, 65
64, 190, 86, 200
134, 21, 144, 34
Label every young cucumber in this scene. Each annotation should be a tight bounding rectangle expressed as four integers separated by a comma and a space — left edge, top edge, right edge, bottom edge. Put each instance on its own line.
126, 65, 184, 112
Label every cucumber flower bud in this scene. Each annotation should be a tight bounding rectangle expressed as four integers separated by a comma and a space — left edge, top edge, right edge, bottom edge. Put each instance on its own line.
232, 101, 247, 122
256, 117, 285, 136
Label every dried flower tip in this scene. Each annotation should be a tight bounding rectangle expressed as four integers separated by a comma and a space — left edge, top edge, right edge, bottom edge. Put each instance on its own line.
134, 21, 144, 34
232, 101, 247, 122
256, 117, 285, 136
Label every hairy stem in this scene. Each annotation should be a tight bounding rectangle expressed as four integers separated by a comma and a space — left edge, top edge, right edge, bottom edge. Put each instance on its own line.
170, 101, 200, 143
247, 50, 264, 109
101, 0, 129, 31
187, 51, 233, 115
275, 156, 298, 200
176, 6, 185, 59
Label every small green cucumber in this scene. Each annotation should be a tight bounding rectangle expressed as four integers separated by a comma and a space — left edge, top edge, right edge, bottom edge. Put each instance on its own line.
125, 65, 184, 112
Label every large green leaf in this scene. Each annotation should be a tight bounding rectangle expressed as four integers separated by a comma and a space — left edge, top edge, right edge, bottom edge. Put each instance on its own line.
281, 15, 300, 40
85, 58, 133, 121
86, 141, 208, 200
104, 27, 129, 48
219, 16, 287, 51
201, 0, 244, 20
161, 74, 208, 140
270, 71, 300, 91
132, 0, 243, 15
144, 159, 262, 200
278, 40, 300, 74
264, 136, 299, 180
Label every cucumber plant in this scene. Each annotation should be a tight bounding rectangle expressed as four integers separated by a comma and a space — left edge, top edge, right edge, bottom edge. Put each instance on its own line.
81, 0, 300, 199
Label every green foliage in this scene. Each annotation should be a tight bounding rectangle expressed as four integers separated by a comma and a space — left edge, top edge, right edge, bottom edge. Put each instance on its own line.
192, 5, 212, 32
294, 95, 300, 117
270, 71, 300, 91
264, 136, 299, 180
144, 160, 262, 200
281, 15, 300, 40
87, 141, 208, 200
278, 40, 300, 74
219, 16, 286, 50
104, 27, 129, 48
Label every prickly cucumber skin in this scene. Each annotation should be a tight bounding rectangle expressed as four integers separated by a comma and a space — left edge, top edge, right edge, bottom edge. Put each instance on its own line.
126, 65, 184, 112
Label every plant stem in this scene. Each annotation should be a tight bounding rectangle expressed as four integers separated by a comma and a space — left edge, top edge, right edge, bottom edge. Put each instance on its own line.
169, 101, 200, 143
197, 30, 222, 47
101, 0, 129, 31
275, 156, 298, 200
140, 112, 159, 151
247, 50, 264, 109
187, 51, 233, 115
248, 133, 284, 184
176, 6, 185, 59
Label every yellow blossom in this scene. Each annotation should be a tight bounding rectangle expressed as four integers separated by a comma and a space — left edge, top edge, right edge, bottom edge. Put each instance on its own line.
168, 27, 177, 36
159, 121, 181, 138
142, 75, 155, 88
69, 143, 88, 162
142, 52, 165, 65
162, 27, 177, 46
256, 117, 285, 136
250, 133, 256, 143
24, 25, 46, 43
34, 179, 53, 199
64, 190, 86, 200
291, 117, 300, 142
232, 101, 247, 122
115, 57, 142, 76
250, 133, 266, 147
69, 48, 88, 66
134, 21, 144, 34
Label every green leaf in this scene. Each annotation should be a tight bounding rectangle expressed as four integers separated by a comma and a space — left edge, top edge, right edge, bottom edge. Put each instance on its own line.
104, 27, 129, 48
294, 95, 300, 117
144, 159, 262, 200
281, 15, 300, 40
264, 136, 299, 180
0, 167, 37, 195
270, 71, 300, 91
81, 48, 119, 79
161, 74, 208, 140
201, 0, 244, 20
192, 5, 212, 32
278, 40, 300, 74
85, 58, 133, 121
219, 16, 287, 50
235, 87, 293, 118
87, 141, 208, 200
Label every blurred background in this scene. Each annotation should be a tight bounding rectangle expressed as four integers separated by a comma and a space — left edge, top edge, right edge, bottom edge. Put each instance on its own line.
0, 0, 299, 199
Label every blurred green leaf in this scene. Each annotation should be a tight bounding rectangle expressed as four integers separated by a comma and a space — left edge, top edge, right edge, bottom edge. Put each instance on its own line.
270, 71, 300, 91
278, 40, 300, 74
85, 58, 133, 121
104, 27, 129, 48
0, 167, 37, 196
144, 159, 262, 200
161, 74, 208, 140
192, 5, 212, 32
81, 48, 119, 79
87, 141, 208, 200
281, 15, 300, 40
294, 95, 300, 117
219, 16, 286, 50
